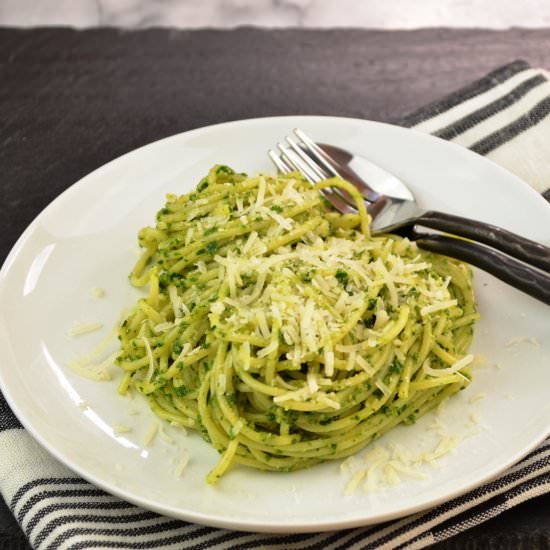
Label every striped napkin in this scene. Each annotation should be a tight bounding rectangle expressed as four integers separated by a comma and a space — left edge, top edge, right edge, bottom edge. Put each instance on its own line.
1, 59, 550, 550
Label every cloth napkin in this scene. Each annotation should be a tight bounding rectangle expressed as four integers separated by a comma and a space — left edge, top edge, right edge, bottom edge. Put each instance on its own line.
1, 59, 550, 550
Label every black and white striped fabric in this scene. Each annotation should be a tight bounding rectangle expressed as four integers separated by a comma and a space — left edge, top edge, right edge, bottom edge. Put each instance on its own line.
1, 60, 550, 550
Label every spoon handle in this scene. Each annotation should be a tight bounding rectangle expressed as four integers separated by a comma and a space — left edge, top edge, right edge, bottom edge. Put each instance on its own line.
416, 210, 550, 273
414, 232, 550, 306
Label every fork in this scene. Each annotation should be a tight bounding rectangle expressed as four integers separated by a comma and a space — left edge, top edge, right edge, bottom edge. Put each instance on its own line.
269, 129, 550, 305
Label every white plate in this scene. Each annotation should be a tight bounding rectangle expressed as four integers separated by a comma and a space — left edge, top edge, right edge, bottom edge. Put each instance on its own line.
1, 116, 550, 533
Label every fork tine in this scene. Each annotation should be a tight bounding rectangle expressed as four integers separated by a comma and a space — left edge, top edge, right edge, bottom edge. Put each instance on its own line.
270, 145, 356, 215
285, 137, 328, 181
294, 128, 383, 213
293, 128, 369, 208
293, 128, 340, 179
268, 149, 291, 173
319, 188, 358, 215
286, 136, 357, 213
314, 142, 381, 204
277, 142, 321, 183
276, 142, 357, 215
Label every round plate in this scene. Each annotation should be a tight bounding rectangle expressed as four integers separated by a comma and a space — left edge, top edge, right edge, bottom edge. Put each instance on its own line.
1, 116, 550, 533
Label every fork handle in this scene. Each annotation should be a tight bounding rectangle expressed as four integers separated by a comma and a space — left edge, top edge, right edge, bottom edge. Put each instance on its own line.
416, 210, 550, 272
414, 233, 550, 306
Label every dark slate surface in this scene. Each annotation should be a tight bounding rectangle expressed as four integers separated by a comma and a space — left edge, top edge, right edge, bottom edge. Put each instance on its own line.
1, 27, 550, 549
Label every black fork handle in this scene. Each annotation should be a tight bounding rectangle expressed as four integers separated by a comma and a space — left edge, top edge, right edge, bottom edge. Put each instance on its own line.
415, 210, 550, 273
414, 232, 550, 306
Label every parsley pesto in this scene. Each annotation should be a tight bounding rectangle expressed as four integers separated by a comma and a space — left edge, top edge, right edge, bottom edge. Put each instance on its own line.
116, 165, 478, 483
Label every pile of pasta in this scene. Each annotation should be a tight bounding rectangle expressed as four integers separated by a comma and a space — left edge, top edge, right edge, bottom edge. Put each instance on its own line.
116, 166, 478, 483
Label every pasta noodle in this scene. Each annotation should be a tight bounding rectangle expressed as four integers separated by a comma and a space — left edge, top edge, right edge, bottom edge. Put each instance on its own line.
116, 165, 478, 483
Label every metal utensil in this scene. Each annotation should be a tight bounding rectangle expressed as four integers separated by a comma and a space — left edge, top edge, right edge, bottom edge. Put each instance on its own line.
269, 129, 550, 305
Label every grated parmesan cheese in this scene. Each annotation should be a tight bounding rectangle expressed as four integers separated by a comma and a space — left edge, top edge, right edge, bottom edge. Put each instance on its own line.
423, 354, 474, 377
168, 285, 184, 320
342, 425, 470, 495
243, 231, 259, 254
264, 207, 294, 231
468, 392, 486, 404
143, 420, 159, 446
232, 420, 244, 436
218, 373, 227, 393
152, 321, 174, 334
505, 336, 540, 348
255, 176, 266, 207
142, 336, 156, 384
420, 299, 458, 317
469, 412, 481, 425
273, 386, 311, 404
387, 460, 429, 480
344, 468, 367, 496
307, 372, 319, 393
174, 450, 190, 477
68, 350, 118, 381
345, 349, 357, 371
257, 340, 279, 358
158, 423, 174, 444
356, 354, 375, 375
113, 424, 132, 435
324, 350, 335, 377
69, 322, 103, 337
375, 379, 390, 397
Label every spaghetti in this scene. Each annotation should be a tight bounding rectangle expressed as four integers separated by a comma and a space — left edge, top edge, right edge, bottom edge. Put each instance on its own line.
116, 165, 478, 483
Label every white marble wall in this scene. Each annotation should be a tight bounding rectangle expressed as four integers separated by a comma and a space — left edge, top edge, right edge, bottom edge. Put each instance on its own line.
2, 0, 550, 28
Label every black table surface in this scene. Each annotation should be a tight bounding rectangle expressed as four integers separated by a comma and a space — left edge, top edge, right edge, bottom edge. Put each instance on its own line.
1, 27, 550, 550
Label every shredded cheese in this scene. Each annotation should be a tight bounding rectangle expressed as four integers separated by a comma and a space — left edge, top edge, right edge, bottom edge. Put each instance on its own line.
143, 420, 159, 446
505, 336, 540, 347
142, 336, 156, 384
423, 354, 474, 377
420, 299, 458, 317
113, 424, 132, 435
174, 450, 190, 477
69, 322, 103, 337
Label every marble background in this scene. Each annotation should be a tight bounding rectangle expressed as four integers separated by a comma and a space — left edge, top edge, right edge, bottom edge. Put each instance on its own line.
2, 0, 550, 28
